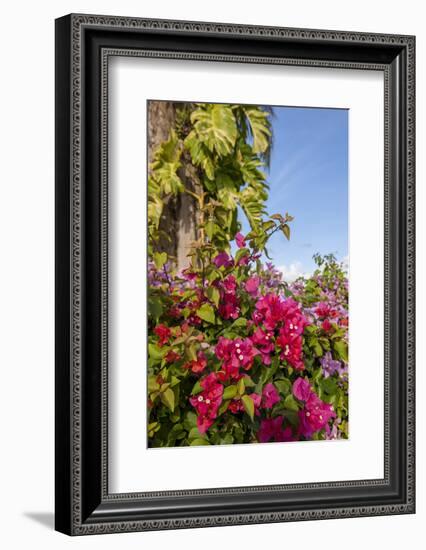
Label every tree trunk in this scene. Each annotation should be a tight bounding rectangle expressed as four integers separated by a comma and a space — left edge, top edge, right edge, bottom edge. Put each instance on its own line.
147, 101, 199, 272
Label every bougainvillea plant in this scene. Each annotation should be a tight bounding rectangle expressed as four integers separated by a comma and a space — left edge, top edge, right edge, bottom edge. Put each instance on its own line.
147, 102, 348, 447
147, 236, 348, 447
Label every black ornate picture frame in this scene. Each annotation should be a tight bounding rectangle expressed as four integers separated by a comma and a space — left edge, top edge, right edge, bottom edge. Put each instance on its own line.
55, 13, 415, 535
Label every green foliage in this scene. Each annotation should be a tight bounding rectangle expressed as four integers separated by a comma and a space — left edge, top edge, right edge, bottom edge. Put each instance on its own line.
148, 102, 274, 256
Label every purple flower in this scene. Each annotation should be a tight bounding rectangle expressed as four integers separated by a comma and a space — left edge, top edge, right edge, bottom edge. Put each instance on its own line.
320, 351, 344, 378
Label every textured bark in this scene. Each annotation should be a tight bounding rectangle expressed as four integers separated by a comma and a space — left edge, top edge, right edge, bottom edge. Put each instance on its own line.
147, 101, 199, 271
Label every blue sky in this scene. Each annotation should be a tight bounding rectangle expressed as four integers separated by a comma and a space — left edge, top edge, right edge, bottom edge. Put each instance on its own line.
241, 106, 348, 280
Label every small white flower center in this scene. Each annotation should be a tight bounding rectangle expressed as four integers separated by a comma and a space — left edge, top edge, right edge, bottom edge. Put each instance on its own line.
239, 355, 244, 361
198, 396, 203, 402
205, 399, 211, 405
306, 412, 310, 417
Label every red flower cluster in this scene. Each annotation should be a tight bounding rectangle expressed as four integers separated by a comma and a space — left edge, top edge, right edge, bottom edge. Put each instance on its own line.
189, 373, 224, 433
183, 351, 207, 374
154, 324, 172, 346
253, 294, 308, 370
215, 336, 260, 380
218, 275, 240, 320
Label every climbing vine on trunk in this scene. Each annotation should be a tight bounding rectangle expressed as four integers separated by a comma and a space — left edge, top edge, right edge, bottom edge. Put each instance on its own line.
148, 102, 280, 271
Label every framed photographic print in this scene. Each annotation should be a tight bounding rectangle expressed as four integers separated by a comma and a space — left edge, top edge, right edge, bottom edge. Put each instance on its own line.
55, 14, 415, 535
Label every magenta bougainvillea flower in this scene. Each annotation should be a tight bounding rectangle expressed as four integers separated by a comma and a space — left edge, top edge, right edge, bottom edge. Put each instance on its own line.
235, 232, 246, 248
298, 394, 335, 438
213, 251, 233, 268
257, 417, 294, 443
262, 383, 280, 408
250, 327, 274, 365
277, 328, 304, 370
215, 337, 260, 379
245, 276, 260, 296
292, 377, 312, 401
189, 373, 224, 434
292, 377, 336, 437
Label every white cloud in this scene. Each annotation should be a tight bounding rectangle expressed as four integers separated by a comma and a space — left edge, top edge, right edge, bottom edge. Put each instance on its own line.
341, 254, 349, 271
277, 261, 310, 282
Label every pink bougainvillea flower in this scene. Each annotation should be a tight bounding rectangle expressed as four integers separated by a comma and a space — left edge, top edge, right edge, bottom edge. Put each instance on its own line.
322, 319, 333, 333
237, 252, 250, 266
181, 268, 197, 281
154, 324, 172, 346
281, 298, 309, 337
254, 293, 286, 330
262, 383, 280, 408
245, 276, 260, 296
215, 337, 260, 380
222, 275, 237, 292
250, 327, 274, 365
235, 232, 246, 248
189, 372, 223, 434
277, 328, 304, 370
257, 417, 294, 443
298, 393, 336, 438
218, 292, 240, 320
184, 351, 208, 374
217, 275, 240, 320
213, 251, 233, 268
315, 302, 337, 319
292, 377, 312, 401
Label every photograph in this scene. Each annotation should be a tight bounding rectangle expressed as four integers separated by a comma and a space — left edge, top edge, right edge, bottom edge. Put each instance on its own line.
147, 100, 349, 448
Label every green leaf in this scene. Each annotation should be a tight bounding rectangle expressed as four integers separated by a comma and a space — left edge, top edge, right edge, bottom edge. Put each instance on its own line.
189, 104, 238, 157
243, 106, 271, 154
183, 411, 197, 430
231, 317, 248, 329
283, 394, 299, 412
321, 377, 338, 396
188, 426, 207, 441
191, 380, 203, 395
148, 342, 166, 361
206, 286, 220, 307
218, 399, 230, 415
274, 378, 291, 395
237, 377, 245, 395
196, 303, 215, 324
161, 388, 175, 412
190, 438, 210, 446
148, 296, 164, 321
281, 224, 291, 241
223, 385, 238, 400
333, 340, 348, 362
153, 252, 168, 270
148, 375, 160, 393
241, 395, 255, 421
